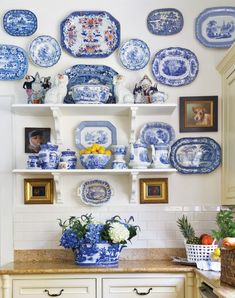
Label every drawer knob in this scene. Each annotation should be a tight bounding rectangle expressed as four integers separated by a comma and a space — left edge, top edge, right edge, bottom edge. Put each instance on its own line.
133, 288, 153, 296
44, 289, 64, 297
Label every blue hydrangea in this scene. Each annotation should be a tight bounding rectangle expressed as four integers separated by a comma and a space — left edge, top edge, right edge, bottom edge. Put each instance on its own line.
84, 224, 104, 244
60, 228, 80, 249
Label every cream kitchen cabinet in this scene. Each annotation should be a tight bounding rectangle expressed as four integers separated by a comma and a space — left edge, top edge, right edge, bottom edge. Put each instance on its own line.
217, 43, 235, 205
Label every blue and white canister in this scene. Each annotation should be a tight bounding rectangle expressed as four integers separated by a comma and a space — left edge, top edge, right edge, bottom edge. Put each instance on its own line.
59, 149, 77, 169
38, 142, 60, 169
27, 154, 40, 169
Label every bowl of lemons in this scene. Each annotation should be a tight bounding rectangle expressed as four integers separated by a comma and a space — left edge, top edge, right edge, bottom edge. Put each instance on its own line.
79, 144, 112, 169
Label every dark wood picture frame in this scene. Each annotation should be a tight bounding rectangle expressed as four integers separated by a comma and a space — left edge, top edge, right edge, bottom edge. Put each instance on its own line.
179, 96, 218, 132
140, 178, 168, 204
24, 178, 54, 204
25, 127, 51, 153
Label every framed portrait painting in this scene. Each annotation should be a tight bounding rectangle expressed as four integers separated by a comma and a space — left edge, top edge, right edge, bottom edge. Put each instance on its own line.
179, 96, 218, 132
24, 178, 54, 204
140, 178, 168, 204
25, 127, 51, 153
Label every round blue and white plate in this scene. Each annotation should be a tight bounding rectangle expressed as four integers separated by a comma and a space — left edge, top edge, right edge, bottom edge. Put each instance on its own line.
119, 39, 150, 70
78, 179, 113, 206
29, 35, 61, 67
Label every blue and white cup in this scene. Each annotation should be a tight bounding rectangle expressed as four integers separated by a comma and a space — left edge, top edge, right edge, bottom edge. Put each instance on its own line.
59, 149, 77, 169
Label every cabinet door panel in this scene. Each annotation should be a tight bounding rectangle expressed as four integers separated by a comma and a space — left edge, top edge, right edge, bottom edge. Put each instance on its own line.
13, 278, 96, 298
103, 277, 184, 298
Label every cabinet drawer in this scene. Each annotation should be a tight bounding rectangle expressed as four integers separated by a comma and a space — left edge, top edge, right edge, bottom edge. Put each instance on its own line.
13, 278, 96, 298
102, 277, 184, 298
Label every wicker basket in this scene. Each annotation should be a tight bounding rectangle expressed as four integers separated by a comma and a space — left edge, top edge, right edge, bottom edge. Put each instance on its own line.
221, 248, 235, 287
185, 242, 217, 262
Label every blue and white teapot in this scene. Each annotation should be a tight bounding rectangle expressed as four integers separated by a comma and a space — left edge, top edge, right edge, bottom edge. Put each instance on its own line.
129, 139, 150, 169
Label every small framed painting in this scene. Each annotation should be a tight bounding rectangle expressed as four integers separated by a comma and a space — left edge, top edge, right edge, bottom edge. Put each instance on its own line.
24, 178, 54, 204
140, 178, 168, 204
25, 127, 51, 153
179, 96, 218, 132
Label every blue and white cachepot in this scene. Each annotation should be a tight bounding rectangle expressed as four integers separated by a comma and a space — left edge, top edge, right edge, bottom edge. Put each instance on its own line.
59, 149, 77, 169
27, 154, 40, 169
73, 242, 126, 267
111, 145, 127, 169
38, 142, 60, 169
151, 144, 171, 168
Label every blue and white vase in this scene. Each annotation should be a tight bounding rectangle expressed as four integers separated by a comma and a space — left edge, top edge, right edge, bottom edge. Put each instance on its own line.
27, 154, 40, 169
111, 145, 127, 169
59, 149, 77, 169
38, 142, 60, 169
73, 242, 126, 267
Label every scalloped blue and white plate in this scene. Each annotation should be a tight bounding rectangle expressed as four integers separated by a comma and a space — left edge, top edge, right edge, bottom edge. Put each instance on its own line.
147, 8, 184, 35
78, 179, 113, 206
29, 35, 61, 67
195, 6, 235, 48
170, 137, 221, 174
75, 121, 117, 150
139, 122, 175, 146
152, 47, 199, 86
119, 39, 150, 70
3, 10, 37, 36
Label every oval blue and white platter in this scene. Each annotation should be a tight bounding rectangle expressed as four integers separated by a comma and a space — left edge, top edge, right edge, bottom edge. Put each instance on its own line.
195, 6, 235, 48
139, 122, 175, 146
75, 120, 117, 150
0, 44, 28, 80
29, 35, 61, 67
170, 137, 221, 174
3, 9, 37, 36
60, 11, 120, 58
152, 47, 199, 86
79, 179, 112, 206
119, 39, 150, 70
147, 8, 184, 35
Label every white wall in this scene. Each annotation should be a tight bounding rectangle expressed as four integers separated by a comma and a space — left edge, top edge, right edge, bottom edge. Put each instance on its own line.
0, 0, 233, 260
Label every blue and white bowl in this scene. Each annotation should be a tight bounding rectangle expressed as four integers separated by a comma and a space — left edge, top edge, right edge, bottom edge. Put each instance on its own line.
112, 161, 127, 169
80, 154, 111, 169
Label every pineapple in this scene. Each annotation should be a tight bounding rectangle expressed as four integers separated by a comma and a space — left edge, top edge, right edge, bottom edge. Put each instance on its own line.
177, 215, 200, 244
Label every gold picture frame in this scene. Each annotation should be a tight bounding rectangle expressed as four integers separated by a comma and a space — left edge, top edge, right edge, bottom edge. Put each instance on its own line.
140, 178, 168, 204
24, 178, 54, 204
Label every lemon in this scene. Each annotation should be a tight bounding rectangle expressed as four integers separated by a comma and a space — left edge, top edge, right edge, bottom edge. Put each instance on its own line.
98, 149, 105, 154
105, 150, 111, 155
214, 247, 221, 257
79, 149, 85, 154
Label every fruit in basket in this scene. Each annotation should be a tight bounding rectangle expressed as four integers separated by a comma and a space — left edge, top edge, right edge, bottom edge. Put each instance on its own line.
200, 233, 214, 245
211, 247, 221, 261
79, 144, 111, 155
177, 215, 200, 244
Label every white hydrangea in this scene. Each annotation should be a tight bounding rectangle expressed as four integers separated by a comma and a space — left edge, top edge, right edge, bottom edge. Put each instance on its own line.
108, 222, 130, 243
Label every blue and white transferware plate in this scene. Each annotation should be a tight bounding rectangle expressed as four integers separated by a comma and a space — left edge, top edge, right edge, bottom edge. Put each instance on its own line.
78, 179, 112, 206
152, 47, 199, 86
75, 121, 117, 150
60, 11, 120, 58
170, 137, 221, 174
29, 35, 61, 67
3, 10, 37, 36
0, 44, 28, 80
119, 39, 150, 70
147, 8, 184, 35
195, 7, 235, 48
139, 122, 175, 146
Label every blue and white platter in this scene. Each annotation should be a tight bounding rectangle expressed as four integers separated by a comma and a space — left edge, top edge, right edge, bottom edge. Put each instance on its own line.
139, 122, 175, 146
60, 11, 120, 58
195, 6, 235, 48
29, 35, 61, 67
152, 47, 199, 86
75, 121, 117, 150
147, 8, 184, 35
3, 9, 37, 36
0, 44, 28, 80
170, 137, 221, 174
119, 39, 150, 70
78, 179, 113, 206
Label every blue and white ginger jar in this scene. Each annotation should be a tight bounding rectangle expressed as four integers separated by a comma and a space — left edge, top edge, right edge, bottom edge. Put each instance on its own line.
38, 142, 60, 169
60, 149, 77, 169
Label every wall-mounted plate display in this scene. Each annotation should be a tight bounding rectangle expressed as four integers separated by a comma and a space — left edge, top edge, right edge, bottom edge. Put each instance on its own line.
119, 39, 150, 70
60, 11, 120, 58
170, 137, 221, 174
75, 121, 117, 149
78, 179, 113, 206
3, 9, 37, 36
0, 44, 28, 80
147, 8, 184, 35
195, 6, 235, 48
29, 35, 61, 67
139, 122, 175, 146
152, 47, 199, 86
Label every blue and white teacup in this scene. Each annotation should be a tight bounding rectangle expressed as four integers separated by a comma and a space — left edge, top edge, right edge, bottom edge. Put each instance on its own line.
60, 149, 77, 169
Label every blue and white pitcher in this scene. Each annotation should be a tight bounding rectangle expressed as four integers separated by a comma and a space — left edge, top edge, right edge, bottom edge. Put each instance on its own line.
129, 139, 150, 169
151, 144, 171, 168
38, 142, 60, 169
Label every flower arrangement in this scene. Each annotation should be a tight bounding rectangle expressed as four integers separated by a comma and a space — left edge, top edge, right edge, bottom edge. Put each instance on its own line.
58, 213, 139, 248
